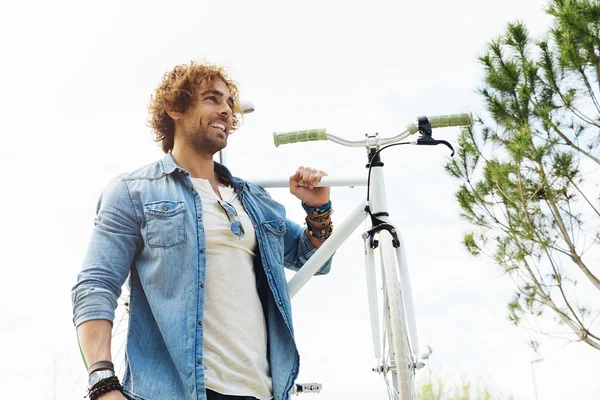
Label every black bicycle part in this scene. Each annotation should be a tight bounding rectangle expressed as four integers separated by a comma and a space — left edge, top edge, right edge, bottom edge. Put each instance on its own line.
365, 142, 410, 203
366, 148, 384, 168
416, 116, 455, 156
363, 118, 456, 247
365, 118, 457, 202
364, 205, 400, 249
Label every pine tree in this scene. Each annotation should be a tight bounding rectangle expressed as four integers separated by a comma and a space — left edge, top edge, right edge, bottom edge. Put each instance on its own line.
445, 0, 600, 350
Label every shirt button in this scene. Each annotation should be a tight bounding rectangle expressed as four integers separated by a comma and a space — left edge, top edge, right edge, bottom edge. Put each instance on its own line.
279, 227, 284, 232
199, 249, 205, 254
291, 371, 296, 376
197, 215, 202, 220
267, 269, 271, 273
163, 207, 169, 211
198, 321, 203, 326
278, 301, 283, 306
197, 360, 202, 365
200, 283, 204, 289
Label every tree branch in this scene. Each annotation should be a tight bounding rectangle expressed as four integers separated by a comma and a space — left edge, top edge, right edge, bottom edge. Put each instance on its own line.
538, 65, 600, 128
514, 163, 589, 331
578, 66, 600, 115
536, 161, 600, 290
530, 97, 600, 165
568, 176, 600, 218
596, 59, 600, 95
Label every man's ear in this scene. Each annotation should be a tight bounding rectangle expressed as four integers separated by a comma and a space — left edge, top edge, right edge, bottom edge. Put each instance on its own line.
165, 104, 182, 121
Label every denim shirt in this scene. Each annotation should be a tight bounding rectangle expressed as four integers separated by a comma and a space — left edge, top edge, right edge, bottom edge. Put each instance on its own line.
72, 153, 332, 400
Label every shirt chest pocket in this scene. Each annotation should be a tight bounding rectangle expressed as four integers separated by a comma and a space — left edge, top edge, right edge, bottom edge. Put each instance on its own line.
262, 219, 286, 263
144, 200, 187, 248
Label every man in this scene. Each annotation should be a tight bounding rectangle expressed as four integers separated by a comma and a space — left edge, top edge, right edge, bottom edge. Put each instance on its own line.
72, 62, 334, 400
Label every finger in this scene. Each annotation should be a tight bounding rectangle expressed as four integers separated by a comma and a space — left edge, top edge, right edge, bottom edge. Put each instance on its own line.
297, 167, 307, 186
301, 167, 313, 188
309, 169, 326, 189
301, 168, 313, 188
311, 170, 325, 187
307, 169, 321, 189
290, 167, 304, 187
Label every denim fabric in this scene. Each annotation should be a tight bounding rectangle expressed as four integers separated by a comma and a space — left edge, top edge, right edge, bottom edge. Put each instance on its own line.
72, 153, 332, 400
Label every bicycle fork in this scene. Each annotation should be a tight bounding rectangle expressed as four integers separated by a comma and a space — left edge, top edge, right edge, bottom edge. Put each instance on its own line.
362, 158, 427, 377
363, 223, 428, 373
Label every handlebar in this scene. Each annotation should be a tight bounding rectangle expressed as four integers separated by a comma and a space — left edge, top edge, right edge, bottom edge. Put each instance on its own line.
273, 112, 472, 148
273, 128, 327, 147
409, 113, 472, 133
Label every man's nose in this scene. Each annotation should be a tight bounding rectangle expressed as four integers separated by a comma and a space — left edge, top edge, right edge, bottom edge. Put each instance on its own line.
218, 101, 232, 117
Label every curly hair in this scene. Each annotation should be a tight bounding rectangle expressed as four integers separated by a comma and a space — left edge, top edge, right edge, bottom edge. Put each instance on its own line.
148, 61, 241, 153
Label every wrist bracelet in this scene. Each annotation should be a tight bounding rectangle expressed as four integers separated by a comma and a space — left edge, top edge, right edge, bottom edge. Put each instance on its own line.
90, 376, 120, 391
89, 382, 123, 400
302, 200, 332, 214
88, 376, 122, 400
307, 209, 332, 223
306, 217, 333, 241
88, 360, 115, 375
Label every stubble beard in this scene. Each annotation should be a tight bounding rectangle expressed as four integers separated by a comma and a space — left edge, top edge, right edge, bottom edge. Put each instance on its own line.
185, 120, 227, 159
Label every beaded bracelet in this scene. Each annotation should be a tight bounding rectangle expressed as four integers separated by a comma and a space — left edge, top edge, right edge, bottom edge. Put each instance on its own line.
87, 376, 123, 400
307, 209, 332, 224
90, 376, 120, 391
89, 383, 123, 400
306, 217, 334, 241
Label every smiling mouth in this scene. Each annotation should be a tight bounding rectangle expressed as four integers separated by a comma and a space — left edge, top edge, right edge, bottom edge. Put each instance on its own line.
210, 121, 227, 134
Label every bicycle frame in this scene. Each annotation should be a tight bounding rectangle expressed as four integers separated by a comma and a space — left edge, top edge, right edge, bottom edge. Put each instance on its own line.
251, 162, 421, 370
219, 112, 473, 388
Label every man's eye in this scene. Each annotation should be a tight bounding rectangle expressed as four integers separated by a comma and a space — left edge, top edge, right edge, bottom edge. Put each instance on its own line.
205, 96, 217, 102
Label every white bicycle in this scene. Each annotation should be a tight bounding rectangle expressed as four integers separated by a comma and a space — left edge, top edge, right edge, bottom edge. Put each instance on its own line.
107, 111, 472, 400
252, 113, 472, 399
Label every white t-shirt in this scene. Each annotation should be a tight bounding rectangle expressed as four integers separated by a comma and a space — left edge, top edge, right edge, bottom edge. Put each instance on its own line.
191, 177, 273, 400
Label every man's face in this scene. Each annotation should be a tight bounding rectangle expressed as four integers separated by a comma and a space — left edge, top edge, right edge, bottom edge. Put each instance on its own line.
179, 79, 235, 157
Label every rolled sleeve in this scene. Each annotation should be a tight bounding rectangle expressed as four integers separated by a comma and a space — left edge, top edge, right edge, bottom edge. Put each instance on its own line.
282, 218, 332, 275
72, 177, 142, 328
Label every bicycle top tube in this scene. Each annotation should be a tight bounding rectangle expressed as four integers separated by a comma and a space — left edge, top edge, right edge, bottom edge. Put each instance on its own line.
250, 176, 367, 189
273, 112, 472, 149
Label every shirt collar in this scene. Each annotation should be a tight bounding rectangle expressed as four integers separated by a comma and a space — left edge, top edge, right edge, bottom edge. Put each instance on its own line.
160, 152, 245, 191
160, 152, 180, 175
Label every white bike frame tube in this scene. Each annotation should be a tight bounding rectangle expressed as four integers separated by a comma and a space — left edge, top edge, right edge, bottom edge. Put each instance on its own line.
287, 200, 369, 298
369, 161, 420, 360
250, 176, 367, 189
368, 166, 388, 213
364, 240, 381, 360
393, 233, 420, 358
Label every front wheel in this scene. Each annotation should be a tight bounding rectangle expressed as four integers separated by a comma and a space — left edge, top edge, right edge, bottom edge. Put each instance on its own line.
380, 230, 415, 400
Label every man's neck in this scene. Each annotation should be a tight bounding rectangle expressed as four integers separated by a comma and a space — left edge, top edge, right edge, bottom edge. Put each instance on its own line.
171, 143, 220, 185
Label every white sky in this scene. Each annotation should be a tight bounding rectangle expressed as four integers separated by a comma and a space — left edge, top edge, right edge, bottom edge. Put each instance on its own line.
1, 0, 599, 399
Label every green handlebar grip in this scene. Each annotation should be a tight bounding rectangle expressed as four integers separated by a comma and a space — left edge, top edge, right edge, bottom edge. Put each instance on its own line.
273, 128, 327, 147
429, 113, 473, 128
406, 112, 473, 134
